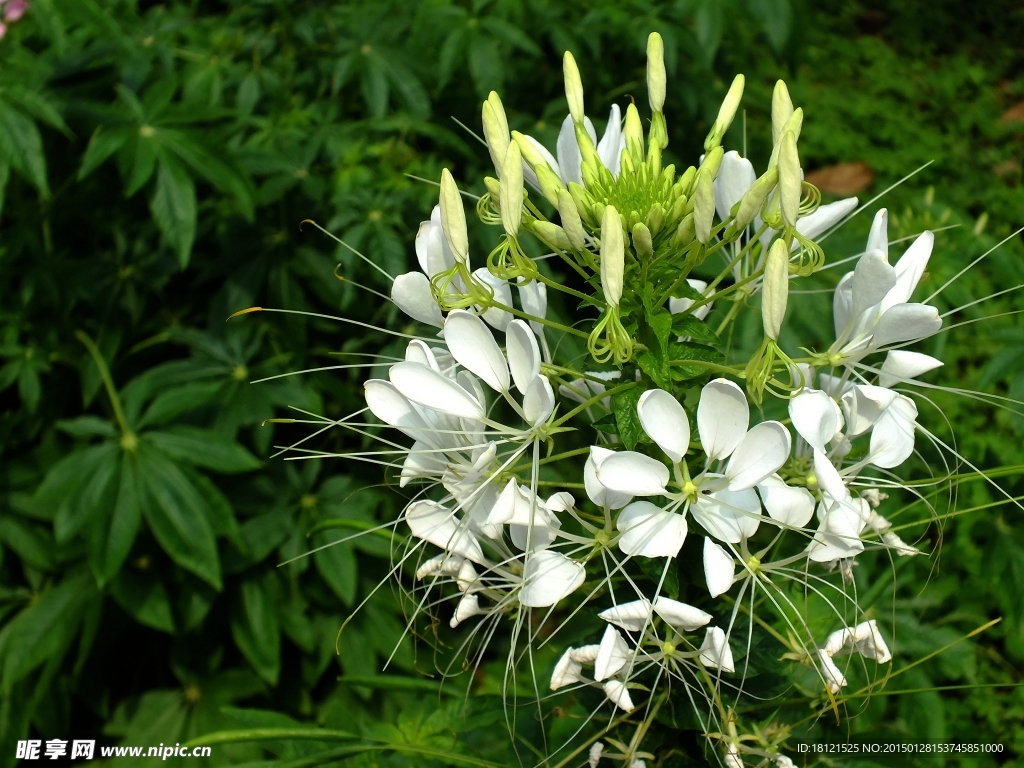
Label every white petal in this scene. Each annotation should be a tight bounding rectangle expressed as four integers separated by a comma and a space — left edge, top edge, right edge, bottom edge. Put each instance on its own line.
795, 197, 858, 241
523, 374, 555, 426
555, 114, 585, 187
818, 648, 847, 693
518, 279, 548, 335
405, 501, 485, 564
444, 310, 510, 392
570, 645, 601, 663
601, 680, 634, 712
389, 361, 484, 420
400, 441, 446, 486
866, 208, 888, 258
637, 389, 690, 463
652, 596, 713, 631
594, 625, 630, 681
550, 648, 585, 690
850, 249, 896, 316
841, 384, 896, 436
871, 303, 942, 349
698, 379, 749, 461
725, 421, 791, 490
585, 447, 633, 510
812, 449, 850, 501
522, 134, 561, 186
472, 268, 513, 331
392, 272, 445, 327
692, 486, 761, 543
714, 151, 756, 222
415, 553, 463, 580
415, 210, 455, 277
546, 492, 575, 512
703, 538, 736, 598
616, 502, 687, 557
505, 320, 540, 394
881, 230, 934, 310
364, 379, 432, 443
832, 272, 855, 339
851, 620, 892, 663
588, 742, 605, 768
450, 593, 483, 627
699, 627, 734, 673
868, 394, 917, 468
789, 389, 841, 452
597, 452, 670, 496
878, 350, 943, 388
598, 599, 653, 632
405, 339, 441, 371
757, 474, 815, 528
596, 104, 623, 175
519, 551, 585, 607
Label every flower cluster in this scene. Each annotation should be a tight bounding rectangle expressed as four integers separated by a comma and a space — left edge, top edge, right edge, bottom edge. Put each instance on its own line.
0, 0, 28, 39
343, 34, 951, 767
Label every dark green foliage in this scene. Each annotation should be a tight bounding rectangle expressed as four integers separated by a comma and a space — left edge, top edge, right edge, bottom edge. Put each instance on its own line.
1, 0, 1023, 765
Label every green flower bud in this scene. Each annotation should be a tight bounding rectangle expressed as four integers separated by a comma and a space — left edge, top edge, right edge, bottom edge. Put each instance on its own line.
563, 51, 585, 123
779, 130, 801, 228
483, 176, 500, 200
532, 221, 572, 251
646, 32, 666, 113
567, 182, 596, 226
600, 205, 624, 307
704, 74, 744, 151
645, 203, 665, 236
483, 92, 510, 171
512, 131, 563, 206
698, 146, 725, 182
632, 222, 653, 257
731, 166, 778, 233
500, 140, 524, 236
762, 238, 789, 340
771, 81, 794, 146
672, 213, 696, 247
694, 172, 715, 244
557, 188, 587, 248
624, 102, 644, 155
439, 169, 469, 263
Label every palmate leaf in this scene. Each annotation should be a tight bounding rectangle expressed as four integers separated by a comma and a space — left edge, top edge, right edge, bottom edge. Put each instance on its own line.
145, 425, 261, 473
0, 99, 49, 197
149, 155, 197, 267
136, 445, 222, 590
230, 580, 281, 686
88, 452, 144, 586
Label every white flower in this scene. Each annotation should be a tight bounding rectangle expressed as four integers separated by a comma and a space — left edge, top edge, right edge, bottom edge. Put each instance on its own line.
818, 619, 892, 692
519, 550, 586, 607
699, 626, 735, 673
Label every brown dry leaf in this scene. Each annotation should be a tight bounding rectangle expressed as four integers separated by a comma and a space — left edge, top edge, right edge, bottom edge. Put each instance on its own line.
1002, 101, 1024, 124
805, 161, 874, 196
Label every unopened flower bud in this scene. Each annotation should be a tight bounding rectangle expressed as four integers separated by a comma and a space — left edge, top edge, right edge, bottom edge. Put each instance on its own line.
672, 213, 695, 246
732, 166, 778, 232
557, 188, 586, 248
624, 103, 644, 154
646, 32, 666, 113
567, 182, 596, 226
704, 74, 744, 151
771, 80, 794, 146
779, 130, 801, 228
439, 169, 469, 263
500, 141, 524, 236
698, 146, 724, 182
762, 238, 789, 340
645, 203, 665, 236
563, 51, 585, 123
694, 172, 715, 244
512, 131, 563, 206
483, 92, 510, 171
483, 176, 500, 200
533, 221, 572, 251
632, 222, 653, 257
600, 206, 624, 307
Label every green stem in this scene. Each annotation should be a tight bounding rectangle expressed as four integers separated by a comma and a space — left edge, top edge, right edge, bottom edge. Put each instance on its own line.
75, 331, 131, 437
552, 381, 637, 428
714, 295, 748, 337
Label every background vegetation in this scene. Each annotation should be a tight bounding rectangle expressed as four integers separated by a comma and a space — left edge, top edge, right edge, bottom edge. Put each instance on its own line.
1, 0, 1023, 765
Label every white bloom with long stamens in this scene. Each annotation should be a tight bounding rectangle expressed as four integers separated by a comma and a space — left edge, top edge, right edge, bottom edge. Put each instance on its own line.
699, 626, 735, 673
519, 550, 585, 607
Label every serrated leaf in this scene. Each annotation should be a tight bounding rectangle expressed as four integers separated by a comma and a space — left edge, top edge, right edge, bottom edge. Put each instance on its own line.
670, 342, 724, 381
149, 156, 197, 268
0, 100, 49, 197
671, 314, 721, 345
144, 426, 260, 473
612, 386, 650, 451
88, 452, 143, 585
591, 412, 620, 436
231, 579, 281, 685
137, 446, 221, 590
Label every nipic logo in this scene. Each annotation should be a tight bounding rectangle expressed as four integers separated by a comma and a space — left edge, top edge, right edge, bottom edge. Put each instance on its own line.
16, 740, 94, 760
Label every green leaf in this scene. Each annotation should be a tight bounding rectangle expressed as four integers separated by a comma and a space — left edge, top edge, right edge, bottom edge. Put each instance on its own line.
136, 381, 222, 429
57, 443, 120, 544
88, 452, 144, 585
612, 386, 650, 451
17, 367, 41, 412
183, 466, 242, 546
0, 100, 49, 197
35, 442, 119, 522
231, 579, 281, 686
636, 308, 674, 390
0, 158, 9, 220
144, 426, 260, 473
591, 412, 619, 436
360, 54, 390, 117
314, 535, 357, 606
467, 35, 502, 97
747, 0, 792, 52
78, 126, 129, 181
109, 566, 175, 633
0, 572, 93, 690
670, 342, 725, 381
137, 446, 222, 590
126, 133, 158, 196
670, 314, 721, 345
0, 517, 55, 572
55, 415, 118, 438
149, 156, 197, 268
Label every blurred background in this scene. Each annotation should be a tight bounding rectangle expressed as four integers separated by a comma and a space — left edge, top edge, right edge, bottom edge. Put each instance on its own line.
1, 0, 1023, 765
